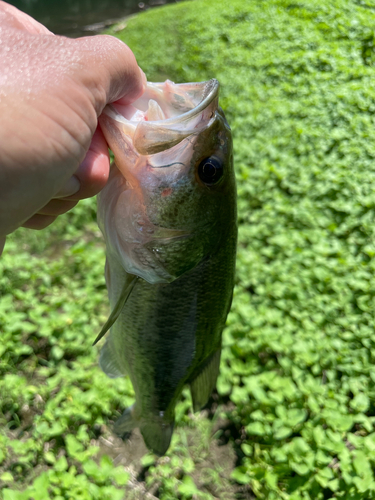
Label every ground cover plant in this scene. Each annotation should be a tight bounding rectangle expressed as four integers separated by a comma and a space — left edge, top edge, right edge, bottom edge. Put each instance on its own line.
2, 0, 375, 498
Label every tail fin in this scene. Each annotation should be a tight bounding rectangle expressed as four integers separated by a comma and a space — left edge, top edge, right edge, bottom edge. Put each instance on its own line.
114, 405, 174, 456
140, 420, 174, 457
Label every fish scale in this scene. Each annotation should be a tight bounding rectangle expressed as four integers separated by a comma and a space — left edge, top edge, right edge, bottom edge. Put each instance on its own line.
96, 79, 237, 455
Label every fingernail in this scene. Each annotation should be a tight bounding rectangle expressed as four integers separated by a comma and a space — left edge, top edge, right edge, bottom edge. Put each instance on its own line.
54, 175, 81, 198
139, 67, 147, 91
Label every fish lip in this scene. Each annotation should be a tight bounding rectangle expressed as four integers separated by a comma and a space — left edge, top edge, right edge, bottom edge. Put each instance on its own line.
148, 161, 185, 170
103, 79, 219, 126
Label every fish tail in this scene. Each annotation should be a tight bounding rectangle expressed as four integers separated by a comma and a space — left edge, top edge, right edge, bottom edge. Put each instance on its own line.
114, 405, 174, 456
140, 420, 174, 457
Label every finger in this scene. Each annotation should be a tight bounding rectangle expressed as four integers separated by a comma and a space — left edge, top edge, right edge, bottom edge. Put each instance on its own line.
116, 67, 147, 105
74, 35, 146, 115
22, 214, 57, 230
0, 1, 52, 34
54, 175, 81, 199
37, 199, 78, 216
62, 126, 110, 200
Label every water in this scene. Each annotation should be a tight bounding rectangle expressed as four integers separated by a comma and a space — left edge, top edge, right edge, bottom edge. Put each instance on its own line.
7, 0, 181, 37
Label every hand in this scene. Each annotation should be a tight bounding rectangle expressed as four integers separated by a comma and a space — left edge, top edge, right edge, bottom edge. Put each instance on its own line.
0, 1, 146, 243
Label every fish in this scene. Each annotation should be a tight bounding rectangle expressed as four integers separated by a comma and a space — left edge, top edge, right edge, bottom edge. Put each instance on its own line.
96, 79, 237, 456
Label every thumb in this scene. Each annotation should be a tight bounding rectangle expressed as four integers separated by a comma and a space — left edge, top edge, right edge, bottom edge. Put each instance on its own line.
73, 34, 147, 116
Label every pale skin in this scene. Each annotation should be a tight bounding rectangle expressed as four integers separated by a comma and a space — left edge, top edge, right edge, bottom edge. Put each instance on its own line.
0, 1, 146, 255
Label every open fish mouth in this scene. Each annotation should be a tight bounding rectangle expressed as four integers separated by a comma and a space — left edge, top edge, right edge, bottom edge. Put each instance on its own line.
100, 79, 220, 156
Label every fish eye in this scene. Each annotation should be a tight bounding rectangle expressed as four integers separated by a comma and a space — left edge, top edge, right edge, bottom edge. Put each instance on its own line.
198, 157, 223, 185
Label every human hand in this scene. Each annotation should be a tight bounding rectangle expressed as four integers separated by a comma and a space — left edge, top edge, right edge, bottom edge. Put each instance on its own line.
0, 1, 146, 244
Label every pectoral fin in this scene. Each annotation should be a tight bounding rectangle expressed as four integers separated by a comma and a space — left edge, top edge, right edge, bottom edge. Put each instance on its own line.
190, 349, 221, 412
99, 339, 124, 378
93, 275, 138, 346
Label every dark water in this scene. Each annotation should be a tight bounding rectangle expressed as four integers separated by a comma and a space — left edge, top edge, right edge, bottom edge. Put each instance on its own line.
8, 0, 181, 37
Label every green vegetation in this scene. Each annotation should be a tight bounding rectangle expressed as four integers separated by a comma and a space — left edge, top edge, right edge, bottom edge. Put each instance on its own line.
2, 0, 375, 498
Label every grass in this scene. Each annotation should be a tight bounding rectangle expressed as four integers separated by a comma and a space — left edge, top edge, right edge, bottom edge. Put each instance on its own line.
2, 0, 375, 498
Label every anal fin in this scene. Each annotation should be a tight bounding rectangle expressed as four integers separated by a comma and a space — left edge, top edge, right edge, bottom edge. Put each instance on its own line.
190, 349, 221, 412
114, 405, 138, 436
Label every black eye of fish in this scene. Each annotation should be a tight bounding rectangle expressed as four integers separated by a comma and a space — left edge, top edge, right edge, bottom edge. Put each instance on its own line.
198, 157, 223, 185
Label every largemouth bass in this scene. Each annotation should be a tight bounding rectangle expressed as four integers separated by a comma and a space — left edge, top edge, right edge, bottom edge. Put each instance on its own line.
96, 79, 237, 456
